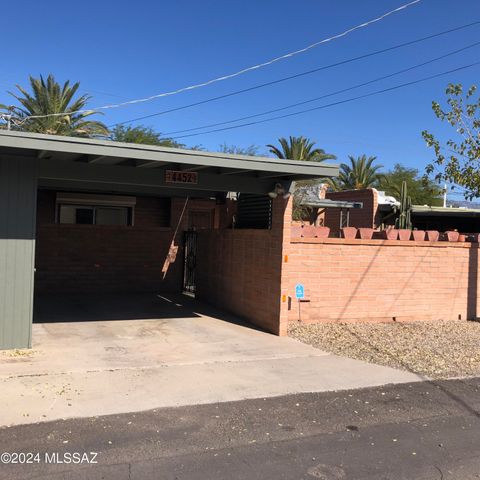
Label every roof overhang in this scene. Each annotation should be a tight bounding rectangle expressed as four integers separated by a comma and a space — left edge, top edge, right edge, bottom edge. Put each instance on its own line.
0, 131, 339, 196
412, 205, 480, 218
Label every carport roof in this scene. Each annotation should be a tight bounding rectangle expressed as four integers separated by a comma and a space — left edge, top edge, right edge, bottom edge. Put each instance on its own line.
0, 130, 338, 179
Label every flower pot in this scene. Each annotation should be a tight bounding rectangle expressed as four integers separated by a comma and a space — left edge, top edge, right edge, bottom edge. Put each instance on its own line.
411, 230, 425, 241
458, 234, 466, 242
446, 231, 459, 242
291, 225, 303, 238
398, 229, 411, 241
342, 227, 358, 239
314, 226, 330, 239
358, 228, 374, 240
382, 229, 398, 240
301, 225, 316, 238
426, 230, 439, 242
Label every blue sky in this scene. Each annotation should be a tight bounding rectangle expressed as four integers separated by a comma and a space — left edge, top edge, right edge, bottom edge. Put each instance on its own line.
0, 0, 479, 180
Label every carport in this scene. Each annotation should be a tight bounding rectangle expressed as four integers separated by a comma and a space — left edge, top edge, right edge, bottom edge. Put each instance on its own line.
0, 130, 338, 349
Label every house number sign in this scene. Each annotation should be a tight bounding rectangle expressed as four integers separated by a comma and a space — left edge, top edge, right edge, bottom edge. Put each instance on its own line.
165, 170, 198, 184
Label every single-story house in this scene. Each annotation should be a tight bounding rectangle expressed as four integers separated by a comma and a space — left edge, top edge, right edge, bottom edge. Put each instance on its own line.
0, 130, 338, 349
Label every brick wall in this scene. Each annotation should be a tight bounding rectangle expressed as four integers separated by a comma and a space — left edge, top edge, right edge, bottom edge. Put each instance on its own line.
286, 237, 479, 324
35, 191, 216, 294
324, 189, 378, 234
196, 197, 291, 335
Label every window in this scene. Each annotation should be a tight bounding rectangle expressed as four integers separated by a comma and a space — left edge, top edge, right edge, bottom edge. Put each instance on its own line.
56, 193, 135, 226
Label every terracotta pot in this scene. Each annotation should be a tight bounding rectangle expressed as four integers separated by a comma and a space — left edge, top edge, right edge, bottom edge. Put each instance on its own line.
458, 234, 466, 242
314, 226, 330, 239
398, 229, 411, 241
342, 227, 358, 239
358, 228, 374, 240
426, 230, 439, 242
446, 231, 459, 242
291, 225, 303, 238
301, 225, 316, 238
382, 229, 398, 240
411, 230, 425, 241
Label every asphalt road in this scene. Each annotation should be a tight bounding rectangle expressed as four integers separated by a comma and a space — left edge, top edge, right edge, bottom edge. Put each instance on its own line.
1, 378, 480, 479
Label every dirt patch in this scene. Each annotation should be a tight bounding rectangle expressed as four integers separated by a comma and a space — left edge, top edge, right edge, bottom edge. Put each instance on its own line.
289, 320, 480, 379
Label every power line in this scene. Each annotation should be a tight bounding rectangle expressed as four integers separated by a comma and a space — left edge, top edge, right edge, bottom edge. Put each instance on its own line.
169, 61, 480, 139
16, 0, 422, 123
164, 41, 480, 136
110, 20, 480, 128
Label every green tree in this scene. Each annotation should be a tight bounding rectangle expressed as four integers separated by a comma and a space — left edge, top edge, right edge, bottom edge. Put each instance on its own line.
422, 83, 480, 199
267, 136, 336, 162
218, 143, 261, 156
328, 154, 383, 190
110, 124, 186, 148
380, 164, 442, 206
1, 74, 108, 137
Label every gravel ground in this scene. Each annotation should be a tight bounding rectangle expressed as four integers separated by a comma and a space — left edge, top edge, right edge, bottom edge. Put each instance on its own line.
289, 320, 480, 379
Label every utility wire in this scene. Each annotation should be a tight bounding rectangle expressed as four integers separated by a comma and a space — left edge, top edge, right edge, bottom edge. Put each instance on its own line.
110, 20, 480, 128
16, 0, 421, 123
169, 61, 480, 139
164, 41, 480, 135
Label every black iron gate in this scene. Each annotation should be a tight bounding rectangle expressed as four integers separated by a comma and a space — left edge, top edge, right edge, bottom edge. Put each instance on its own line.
183, 230, 197, 294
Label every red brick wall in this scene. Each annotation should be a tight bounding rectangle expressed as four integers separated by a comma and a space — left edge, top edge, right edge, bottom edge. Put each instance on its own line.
324, 189, 378, 234
196, 197, 291, 335
35, 225, 181, 293
285, 238, 478, 324
35, 191, 216, 294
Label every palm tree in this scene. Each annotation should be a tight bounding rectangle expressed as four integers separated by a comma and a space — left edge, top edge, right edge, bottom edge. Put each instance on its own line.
328, 154, 383, 191
267, 136, 336, 222
267, 136, 336, 162
3, 74, 108, 137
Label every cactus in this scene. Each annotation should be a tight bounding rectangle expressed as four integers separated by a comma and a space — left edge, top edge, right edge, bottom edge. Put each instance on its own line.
395, 180, 412, 230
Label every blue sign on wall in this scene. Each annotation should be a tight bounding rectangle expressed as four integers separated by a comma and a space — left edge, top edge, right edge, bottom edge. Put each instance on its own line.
295, 284, 305, 300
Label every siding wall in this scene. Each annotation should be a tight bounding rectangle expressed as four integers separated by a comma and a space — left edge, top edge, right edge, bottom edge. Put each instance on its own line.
0, 157, 38, 349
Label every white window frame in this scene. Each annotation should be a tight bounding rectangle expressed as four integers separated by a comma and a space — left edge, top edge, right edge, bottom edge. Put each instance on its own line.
55, 193, 136, 226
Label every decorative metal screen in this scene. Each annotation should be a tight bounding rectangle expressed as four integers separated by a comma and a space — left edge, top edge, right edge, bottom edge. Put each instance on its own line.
236, 194, 272, 229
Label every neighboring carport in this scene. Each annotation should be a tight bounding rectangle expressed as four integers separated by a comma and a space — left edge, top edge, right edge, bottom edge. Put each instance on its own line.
0, 130, 338, 349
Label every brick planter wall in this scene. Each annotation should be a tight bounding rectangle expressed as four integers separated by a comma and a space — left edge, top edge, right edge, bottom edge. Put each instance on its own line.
286, 237, 479, 324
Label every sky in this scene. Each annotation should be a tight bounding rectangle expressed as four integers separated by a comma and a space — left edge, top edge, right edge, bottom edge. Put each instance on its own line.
0, 0, 479, 186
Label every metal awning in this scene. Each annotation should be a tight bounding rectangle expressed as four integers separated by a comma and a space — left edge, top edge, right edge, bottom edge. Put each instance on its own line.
301, 199, 364, 209
0, 131, 339, 196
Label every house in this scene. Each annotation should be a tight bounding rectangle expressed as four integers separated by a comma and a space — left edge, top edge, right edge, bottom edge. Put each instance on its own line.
0, 130, 338, 349
317, 187, 480, 234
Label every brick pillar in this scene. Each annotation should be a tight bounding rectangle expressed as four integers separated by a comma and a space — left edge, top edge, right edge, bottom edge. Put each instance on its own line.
273, 195, 293, 336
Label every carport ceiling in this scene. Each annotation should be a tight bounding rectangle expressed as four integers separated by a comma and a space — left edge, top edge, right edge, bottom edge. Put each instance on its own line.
0, 131, 339, 195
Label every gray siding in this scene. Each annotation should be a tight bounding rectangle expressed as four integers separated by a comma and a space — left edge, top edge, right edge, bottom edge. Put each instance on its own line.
0, 156, 38, 349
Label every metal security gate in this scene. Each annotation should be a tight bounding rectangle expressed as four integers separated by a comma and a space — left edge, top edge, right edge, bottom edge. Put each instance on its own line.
183, 230, 197, 294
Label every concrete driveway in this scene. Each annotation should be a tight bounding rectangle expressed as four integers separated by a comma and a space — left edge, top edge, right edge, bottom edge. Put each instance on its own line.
0, 294, 422, 426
